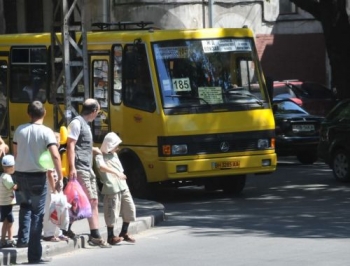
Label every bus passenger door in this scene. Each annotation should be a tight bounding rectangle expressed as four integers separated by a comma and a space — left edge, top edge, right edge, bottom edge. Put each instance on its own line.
90, 55, 111, 143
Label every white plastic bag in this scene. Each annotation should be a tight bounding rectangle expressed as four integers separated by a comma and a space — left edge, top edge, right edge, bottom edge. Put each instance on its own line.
49, 192, 71, 231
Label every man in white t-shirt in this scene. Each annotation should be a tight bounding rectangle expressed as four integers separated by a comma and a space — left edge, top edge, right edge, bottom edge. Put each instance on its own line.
13, 101, 63, 263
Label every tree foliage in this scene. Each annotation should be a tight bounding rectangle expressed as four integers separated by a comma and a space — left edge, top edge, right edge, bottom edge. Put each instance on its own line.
290, 0, 350, 99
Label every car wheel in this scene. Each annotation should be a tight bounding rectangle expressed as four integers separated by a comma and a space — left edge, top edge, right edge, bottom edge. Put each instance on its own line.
332, 149, 350, 182
296, 152, 318, 165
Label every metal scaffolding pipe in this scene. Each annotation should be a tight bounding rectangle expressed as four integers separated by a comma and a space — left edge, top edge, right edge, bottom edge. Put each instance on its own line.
102, 0, 110, 23
208, 0, 214, 28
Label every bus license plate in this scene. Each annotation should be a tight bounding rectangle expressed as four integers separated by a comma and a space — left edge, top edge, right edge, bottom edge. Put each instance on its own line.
213, 161, 240, 169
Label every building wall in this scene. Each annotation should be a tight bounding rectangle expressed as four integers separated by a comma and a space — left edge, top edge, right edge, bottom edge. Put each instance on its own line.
109, 0, 328, 86
3, 0, 328, 87
269, 6, 328, 86
111, 0, 279, 33
256, 33, 326, 84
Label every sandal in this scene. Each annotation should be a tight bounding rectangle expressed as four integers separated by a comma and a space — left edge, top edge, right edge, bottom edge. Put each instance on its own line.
119, 234, 136, 243
63, 229, 78, 239
58, 235, 69, 241
42, 236, 60, 242
0, 240, 6, 248
1, 240, 16, 248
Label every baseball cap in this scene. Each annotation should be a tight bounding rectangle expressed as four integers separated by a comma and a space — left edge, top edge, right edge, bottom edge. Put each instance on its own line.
2, 154, 15, 167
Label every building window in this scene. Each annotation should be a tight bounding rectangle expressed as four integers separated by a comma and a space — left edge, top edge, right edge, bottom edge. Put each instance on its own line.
279, 0, 297, 14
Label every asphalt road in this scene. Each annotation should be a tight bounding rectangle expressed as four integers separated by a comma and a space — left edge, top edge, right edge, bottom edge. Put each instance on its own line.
48, 158, 350, 266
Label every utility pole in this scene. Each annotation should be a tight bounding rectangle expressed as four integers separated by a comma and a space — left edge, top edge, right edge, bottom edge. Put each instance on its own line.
50, 0, 89, 129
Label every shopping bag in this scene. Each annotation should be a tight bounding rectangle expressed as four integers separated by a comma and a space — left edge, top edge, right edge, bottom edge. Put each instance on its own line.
49, 192, 70, 230
63, 178, 92, 221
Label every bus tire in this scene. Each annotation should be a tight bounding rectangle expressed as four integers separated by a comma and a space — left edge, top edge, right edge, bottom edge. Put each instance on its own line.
123, 157, 150, 199
204, 178, 221, 191
221, 175, 246, 195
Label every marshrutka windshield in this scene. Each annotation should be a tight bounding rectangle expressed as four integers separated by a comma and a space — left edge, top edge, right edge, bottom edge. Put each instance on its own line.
153, 38, 268, 111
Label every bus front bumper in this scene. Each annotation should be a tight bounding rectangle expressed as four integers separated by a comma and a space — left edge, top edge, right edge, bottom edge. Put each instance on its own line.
161, 153, 277, 180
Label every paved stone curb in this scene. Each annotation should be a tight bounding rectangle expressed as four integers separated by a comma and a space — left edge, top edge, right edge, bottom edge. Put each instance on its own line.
0, 199, 165, 265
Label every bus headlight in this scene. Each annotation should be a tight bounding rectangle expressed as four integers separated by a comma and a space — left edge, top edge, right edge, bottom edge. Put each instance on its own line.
172, 144, 188, 155
257, 139, 269, 149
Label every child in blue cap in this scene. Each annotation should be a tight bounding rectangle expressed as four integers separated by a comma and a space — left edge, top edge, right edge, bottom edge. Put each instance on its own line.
0, 154, 17, 248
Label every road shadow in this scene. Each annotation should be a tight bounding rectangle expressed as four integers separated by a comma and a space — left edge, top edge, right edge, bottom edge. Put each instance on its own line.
152, 160, 350, 239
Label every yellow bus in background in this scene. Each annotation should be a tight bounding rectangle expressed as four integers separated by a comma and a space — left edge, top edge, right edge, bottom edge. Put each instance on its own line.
0, 24, 276, 197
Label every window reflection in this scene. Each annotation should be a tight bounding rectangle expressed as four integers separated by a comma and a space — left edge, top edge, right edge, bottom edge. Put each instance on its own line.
93, 60, 109, 142
113, 45, 122, 104
0, 62, 8, 136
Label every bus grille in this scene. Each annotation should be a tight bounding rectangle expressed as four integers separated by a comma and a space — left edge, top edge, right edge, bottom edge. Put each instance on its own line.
158, 130, 275, 156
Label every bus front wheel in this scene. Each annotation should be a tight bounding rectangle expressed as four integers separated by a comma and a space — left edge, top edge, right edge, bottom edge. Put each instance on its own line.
123, 158, 150, 199
221, 175, 246, 195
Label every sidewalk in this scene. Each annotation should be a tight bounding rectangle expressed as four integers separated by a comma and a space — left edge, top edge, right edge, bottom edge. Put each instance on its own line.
0, 199, 165, 265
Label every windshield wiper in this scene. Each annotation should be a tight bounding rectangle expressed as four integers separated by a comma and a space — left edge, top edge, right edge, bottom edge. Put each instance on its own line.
225, 90, 263, 106
166, 95, 211, 106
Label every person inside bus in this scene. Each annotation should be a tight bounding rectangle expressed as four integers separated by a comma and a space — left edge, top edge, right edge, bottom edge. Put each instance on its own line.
22, 76, 46, 102
94, 77, 106, 99
22, 86, 33, 102
0, 81, 7, 109
21, 68, 46, 102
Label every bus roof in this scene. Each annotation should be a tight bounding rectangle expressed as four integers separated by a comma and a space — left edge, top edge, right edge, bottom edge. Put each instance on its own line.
0, 27, 255, 48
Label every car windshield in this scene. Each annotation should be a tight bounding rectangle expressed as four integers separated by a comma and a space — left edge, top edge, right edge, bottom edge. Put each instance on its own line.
326, 100, 350, 121
273, 84, 296, 98
152, 38, 268, 113
288, 82, 333, 99
273, 100, 308, 114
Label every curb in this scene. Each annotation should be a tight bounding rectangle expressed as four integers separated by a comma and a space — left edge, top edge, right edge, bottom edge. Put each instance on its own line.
0, 200, 165, 265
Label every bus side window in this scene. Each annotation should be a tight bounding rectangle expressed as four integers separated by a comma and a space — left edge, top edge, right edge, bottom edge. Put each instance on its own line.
92, 60, 109, 143
123, 44, 155, 112
113, 45, 122, 104
0, 61, 8, 137
10, 47, 47, 103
